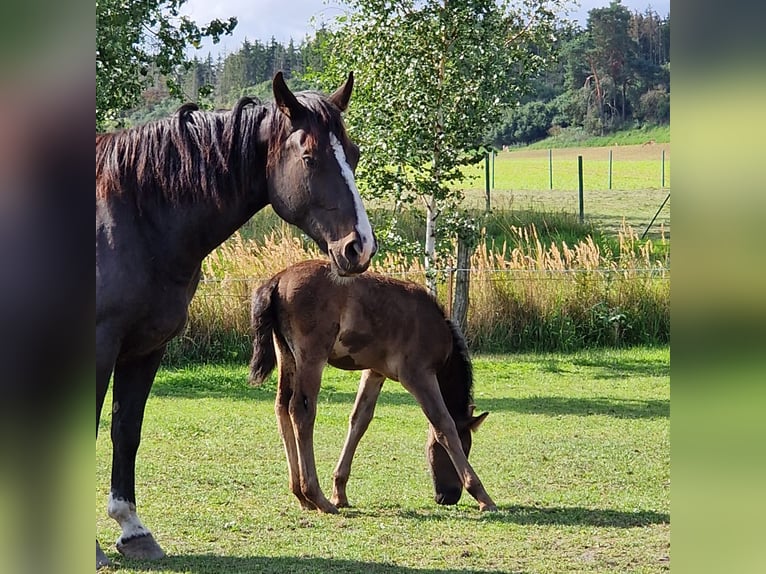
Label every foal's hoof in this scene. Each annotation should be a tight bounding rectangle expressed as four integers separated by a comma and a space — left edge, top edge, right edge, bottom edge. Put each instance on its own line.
319, 502, 339, 514
330, 495, 351, 508
480, 503, 499, 512
116, 533, 166, 560
96, 541, 110, 570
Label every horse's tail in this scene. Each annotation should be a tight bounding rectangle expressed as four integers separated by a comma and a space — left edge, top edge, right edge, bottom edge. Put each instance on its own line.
436, 319, 474, 418
248, 276, 279, 386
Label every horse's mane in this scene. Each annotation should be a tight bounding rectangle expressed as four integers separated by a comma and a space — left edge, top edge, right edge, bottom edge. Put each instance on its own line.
95, 90, 349, 209
436, 319, 475, 420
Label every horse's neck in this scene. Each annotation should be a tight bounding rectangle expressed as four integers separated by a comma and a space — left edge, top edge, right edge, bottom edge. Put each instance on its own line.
156, 190, 268, 279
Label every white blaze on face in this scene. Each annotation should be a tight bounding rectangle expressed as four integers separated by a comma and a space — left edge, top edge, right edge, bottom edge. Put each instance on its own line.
329, 132, 375, 262
108, 493, 151, 542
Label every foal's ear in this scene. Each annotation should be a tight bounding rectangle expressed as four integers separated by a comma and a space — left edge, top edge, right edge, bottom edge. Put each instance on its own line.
329, 71, 354, 112
273, 71, 305, 120
469, 411, 490, 432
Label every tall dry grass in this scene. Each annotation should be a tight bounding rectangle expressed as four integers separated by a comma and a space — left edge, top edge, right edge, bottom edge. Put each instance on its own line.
165, 221, 669, 363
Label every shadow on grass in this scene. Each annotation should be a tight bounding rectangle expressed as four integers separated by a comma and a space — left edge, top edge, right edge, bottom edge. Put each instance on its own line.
396, 504, 669, 528
482, 395, 669, 419
108, 555, 506, 574
151, 374, 667, 419
510, 353, 669, 379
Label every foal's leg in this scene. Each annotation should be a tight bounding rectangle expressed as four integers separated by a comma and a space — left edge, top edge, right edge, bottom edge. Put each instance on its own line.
331, 370, 385, 508
400, 370, 497, 512
290, 362, 338, 513
274, 349, 317, 510
108, 348, 167, 559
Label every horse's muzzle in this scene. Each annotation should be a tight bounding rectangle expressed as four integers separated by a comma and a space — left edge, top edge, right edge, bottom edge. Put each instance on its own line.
434, 488, 462, 506
329, 231, 377, 276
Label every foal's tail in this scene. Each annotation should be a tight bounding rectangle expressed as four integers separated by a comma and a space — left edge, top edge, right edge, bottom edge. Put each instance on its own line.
248, 276, 279, 386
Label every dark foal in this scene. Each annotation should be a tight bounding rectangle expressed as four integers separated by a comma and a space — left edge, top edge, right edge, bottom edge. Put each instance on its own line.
249, 260, 497, 513
96, 73, 376, 568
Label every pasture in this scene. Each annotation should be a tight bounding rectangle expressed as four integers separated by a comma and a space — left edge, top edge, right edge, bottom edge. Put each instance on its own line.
96, 346, 670, 573
458, 143, 671, 238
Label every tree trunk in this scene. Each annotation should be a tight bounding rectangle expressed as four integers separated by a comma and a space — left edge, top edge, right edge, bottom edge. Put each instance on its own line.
424, 196, 437, 296
451, 235, 471, 335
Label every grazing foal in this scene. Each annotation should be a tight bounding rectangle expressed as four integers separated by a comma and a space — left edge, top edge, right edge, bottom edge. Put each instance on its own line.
249, 260, 497, 513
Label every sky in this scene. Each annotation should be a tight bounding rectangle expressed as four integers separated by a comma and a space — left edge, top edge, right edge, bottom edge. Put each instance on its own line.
182, 0, 671, 57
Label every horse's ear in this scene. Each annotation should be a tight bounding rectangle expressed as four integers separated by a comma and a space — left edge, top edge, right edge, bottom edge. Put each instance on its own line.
329, 71, 354, 112
469, 412, 489, 432
273, 71, 305, 120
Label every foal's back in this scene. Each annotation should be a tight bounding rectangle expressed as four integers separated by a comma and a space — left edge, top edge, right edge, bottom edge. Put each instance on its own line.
273, 260, 452, 381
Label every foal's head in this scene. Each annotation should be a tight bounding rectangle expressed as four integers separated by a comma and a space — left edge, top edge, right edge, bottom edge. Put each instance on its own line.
266, 72, 376, 276
426, 407, 489, 505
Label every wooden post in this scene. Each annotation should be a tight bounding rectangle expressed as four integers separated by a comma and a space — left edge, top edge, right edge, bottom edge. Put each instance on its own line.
451, 237, 471, 335
661, 149, 666, 188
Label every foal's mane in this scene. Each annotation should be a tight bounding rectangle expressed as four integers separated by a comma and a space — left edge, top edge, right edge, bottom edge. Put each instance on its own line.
437, 319, 475, 420
95, 90, 350, 209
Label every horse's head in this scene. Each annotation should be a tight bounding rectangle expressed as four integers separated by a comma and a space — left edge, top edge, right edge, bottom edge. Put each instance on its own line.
265, 71, 376, 276
426, 408, 489, 505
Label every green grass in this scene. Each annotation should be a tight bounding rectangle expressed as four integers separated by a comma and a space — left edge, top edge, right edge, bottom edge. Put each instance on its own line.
457, 143, 671, 239
523, 125, 670, 150
97, 347, 670, 573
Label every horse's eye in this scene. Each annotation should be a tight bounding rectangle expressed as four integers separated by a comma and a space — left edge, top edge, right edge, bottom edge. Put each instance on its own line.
302, 155, 316, 169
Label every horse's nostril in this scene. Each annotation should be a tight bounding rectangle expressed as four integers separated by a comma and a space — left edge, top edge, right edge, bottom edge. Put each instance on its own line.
344, 238, 361, 264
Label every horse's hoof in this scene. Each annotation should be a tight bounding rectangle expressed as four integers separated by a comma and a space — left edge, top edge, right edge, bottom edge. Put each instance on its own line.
331, 496, 351, 508
116, 533, 166, 560
318, 502, 339, 514
480, 503, 499, 512
97, 540, 110, 570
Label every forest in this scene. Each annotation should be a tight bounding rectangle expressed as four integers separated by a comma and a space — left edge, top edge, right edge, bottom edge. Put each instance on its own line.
112, 1, 669, 146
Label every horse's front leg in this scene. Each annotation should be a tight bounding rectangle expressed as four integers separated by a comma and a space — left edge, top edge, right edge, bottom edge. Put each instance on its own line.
401, 372, 497, 512
97, 328, 119, 569
331, 370, 385, 508
290, 363, 338, 514
108, 347, 167, 559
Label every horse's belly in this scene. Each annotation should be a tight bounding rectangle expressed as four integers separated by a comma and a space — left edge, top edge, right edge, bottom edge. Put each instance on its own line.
119, 298, 190, 359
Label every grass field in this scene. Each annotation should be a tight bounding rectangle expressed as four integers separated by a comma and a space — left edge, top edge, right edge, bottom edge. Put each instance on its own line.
97, 347, 670, 573
456, 143, 670, 238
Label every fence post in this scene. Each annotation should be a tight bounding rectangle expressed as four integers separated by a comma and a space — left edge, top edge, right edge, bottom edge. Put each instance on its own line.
608, 149, 613, 190
451, 239, 471, 335
549, 148, 553, 190
484, 152, 491, 213
661, 149, 666, 188
578, 155, 584, 224
491, 149, 495, 189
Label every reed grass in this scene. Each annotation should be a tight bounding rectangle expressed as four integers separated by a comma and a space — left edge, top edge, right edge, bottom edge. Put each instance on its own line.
164, 215, 669, 364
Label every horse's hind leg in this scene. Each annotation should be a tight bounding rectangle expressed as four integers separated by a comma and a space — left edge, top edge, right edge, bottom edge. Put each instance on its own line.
290, 362, 338, 513
274, 351, 318, 510
108, 348, 166, 560
331, 370, 385, 508
400, 371, 497, 512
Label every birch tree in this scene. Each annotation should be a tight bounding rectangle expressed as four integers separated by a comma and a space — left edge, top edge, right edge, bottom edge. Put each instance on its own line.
318, 0, 565, 293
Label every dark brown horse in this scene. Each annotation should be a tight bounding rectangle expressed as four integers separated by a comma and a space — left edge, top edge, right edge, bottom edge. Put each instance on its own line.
96, 73, 376, 568
249, 260, 497, 514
